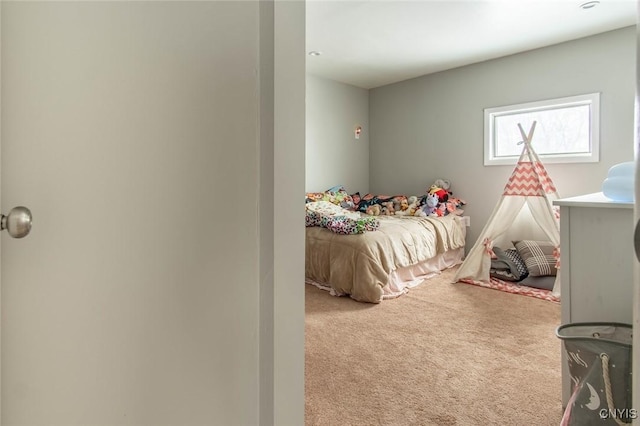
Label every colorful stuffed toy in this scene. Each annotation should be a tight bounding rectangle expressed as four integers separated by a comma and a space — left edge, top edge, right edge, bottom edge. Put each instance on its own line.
381, 201, 395, 216
425, 179, 467, 216
420, 193, 439, 217
444, 196, 466, 216
392, 198, 407, 215
429, 184, 450, 204
366, 204, 381, 216
434, 179, 450, 191
406, 195, 419, 216
394, 197, 412, 216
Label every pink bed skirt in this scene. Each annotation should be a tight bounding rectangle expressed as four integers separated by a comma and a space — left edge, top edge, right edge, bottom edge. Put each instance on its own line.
306, 247, 465, 300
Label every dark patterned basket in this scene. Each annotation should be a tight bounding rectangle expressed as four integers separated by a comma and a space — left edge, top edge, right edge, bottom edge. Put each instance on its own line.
556, 322, 633, 425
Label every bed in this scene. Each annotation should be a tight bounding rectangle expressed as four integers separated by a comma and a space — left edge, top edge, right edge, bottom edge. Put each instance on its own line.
305, 212, 466, 303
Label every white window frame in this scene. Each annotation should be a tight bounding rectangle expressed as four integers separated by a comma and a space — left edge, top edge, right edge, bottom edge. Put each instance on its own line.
484, 93, 600, 166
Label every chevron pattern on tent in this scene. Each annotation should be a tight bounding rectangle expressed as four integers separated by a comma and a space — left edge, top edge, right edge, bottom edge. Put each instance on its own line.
503, 160, 557, 196
459, 277, 560, 302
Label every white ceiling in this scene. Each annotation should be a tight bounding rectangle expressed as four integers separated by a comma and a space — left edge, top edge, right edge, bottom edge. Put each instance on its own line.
306, 0, 638, 89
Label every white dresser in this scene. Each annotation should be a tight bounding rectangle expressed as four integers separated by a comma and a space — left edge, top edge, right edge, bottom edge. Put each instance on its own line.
553, 192, 634, 405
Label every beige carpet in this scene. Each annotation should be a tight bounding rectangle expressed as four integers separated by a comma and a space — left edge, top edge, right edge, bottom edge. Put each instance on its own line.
305, 266, 563, 426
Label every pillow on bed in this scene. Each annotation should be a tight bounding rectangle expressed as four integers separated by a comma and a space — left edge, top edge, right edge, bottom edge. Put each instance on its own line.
513, 240, 557, 277
305, 185, 356, 210
356, 193, 379, 212
490, 247, 528, 281
328, 185, 356, 210
306, 200, 357, 217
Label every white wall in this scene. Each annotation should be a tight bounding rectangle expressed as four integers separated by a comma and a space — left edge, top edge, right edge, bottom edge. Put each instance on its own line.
369, 27, 636, 249
306, 75, 369, 194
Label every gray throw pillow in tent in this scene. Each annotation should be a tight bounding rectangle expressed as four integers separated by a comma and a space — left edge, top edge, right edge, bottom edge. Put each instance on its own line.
490, 247, 529, 281
520, 275, 556, 291
503, 248, 529, 279
513, 240, 557, 277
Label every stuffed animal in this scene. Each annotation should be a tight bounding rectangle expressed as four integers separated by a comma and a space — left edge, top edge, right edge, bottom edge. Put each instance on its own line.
414, 195, 427, 217
406, 195, 419, 216
413, 195, 427, 217
394, 198, 412, 216
420, 193, 439, 217
429, 184, 450, 204
381, 201, 395, 215
394, 197, 409, 213
366, 204, 381, 216
434, 179, 451, 191
445, 196, 466, 216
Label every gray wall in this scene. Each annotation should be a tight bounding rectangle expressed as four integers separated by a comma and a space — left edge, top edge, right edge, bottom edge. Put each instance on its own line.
306, 75, 369, 194
369, 27, 636, 249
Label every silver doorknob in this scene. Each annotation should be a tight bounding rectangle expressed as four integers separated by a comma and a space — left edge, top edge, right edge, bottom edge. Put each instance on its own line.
1, 206, 32, 239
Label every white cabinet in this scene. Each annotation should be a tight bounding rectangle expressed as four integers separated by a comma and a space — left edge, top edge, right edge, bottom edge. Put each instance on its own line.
553, 192, 634, 406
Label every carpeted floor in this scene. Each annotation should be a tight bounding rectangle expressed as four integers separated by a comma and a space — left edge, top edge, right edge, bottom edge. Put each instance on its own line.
305, 266, 563, 426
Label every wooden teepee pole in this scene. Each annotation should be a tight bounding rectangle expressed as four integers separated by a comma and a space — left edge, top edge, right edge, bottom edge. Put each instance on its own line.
517, 121, 536, 146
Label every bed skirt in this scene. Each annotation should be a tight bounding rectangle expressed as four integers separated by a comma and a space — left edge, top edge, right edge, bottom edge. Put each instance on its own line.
306, 247, 464, 300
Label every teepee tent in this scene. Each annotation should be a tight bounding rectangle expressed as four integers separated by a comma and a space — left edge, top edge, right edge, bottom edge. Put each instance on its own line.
454, 122, 561, 297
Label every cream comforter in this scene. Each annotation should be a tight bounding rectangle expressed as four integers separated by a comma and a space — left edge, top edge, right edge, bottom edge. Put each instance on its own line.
305, 214, 466, 303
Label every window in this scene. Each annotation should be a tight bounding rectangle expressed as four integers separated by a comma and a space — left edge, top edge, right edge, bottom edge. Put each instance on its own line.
484, 93, 600, 166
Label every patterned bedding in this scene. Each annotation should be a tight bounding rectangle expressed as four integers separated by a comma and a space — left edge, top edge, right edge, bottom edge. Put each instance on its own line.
305, 213, 466, 303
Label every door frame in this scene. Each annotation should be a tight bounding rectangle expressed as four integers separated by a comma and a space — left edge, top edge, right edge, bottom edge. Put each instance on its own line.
265, 1, 306, 424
